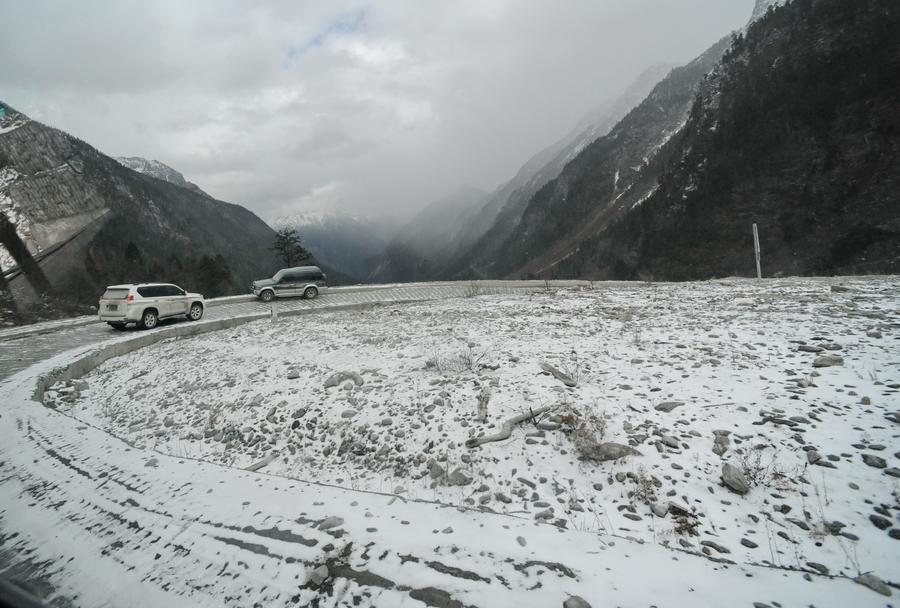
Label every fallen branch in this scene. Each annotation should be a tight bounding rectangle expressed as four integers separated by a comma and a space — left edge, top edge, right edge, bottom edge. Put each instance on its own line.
465, 405, 552, 448
539, 362, 576, 387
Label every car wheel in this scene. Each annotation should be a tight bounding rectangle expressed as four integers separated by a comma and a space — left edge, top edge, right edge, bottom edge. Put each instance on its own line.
187, 303, 204, 321
140, 309, 158, 330
304, 286, 318, 299
260, 289, 274, 303
107, 322, 127, 331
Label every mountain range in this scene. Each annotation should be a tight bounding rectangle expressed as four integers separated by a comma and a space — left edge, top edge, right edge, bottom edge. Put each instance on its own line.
3, 0, 896, 323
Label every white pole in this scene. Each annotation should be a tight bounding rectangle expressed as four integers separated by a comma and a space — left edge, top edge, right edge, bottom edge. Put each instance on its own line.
752, 223, 762, 279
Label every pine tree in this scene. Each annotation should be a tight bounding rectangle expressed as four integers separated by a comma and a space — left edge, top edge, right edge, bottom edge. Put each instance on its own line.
272, 228, 312, 267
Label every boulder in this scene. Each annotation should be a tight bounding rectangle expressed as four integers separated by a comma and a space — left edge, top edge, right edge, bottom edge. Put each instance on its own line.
448, 468, 473, 486
812, 355, 843, 368
721, 463, 750, 495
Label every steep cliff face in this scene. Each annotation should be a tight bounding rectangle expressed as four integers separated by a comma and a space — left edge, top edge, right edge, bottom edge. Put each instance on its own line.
0, 102, 280, 306
555, 0, 900, 280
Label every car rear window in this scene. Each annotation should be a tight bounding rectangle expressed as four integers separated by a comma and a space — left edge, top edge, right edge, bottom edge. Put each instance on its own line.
102, 288, 130, 300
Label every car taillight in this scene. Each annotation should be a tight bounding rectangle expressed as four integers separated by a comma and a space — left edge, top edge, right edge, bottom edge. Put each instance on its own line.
127, 294, 134, 302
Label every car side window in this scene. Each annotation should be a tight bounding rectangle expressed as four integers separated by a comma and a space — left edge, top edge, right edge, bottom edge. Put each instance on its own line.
137, 286, 158, 298
164, 285, 184, 296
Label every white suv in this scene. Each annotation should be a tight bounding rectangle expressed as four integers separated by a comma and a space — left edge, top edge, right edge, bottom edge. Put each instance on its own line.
98, 283, 205, 330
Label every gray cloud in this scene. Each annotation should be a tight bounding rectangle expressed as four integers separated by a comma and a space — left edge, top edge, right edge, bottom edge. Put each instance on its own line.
1, 0, 752, 222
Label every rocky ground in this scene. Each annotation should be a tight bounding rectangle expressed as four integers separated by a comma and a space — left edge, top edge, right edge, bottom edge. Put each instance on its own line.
50, 277, 900, 599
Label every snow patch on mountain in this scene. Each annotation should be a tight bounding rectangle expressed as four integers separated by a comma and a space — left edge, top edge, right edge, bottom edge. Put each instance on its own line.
0, 167, 40, 271
116, 157, 209, 197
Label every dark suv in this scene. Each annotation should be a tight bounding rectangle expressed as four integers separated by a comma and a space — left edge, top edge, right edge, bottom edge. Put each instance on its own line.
251, 266, 327, 302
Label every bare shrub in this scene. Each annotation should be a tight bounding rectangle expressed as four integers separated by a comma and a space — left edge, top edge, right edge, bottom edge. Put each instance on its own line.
559, 401, 608, 457
632, 465, 657, 506
426, 344, 490, 375
737, 447, 799, 491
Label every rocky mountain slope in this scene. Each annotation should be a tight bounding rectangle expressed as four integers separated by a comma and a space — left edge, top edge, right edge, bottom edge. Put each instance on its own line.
116, 156, 209, 197
442, 62, 677, 280
455, 34, 733, 279
550, 0, 900, 280
368, 185, 488, 283
272, 210, 390, 282
0, 102, 281, 308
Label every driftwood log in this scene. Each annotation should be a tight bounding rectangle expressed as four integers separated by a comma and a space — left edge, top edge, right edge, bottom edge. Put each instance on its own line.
465, 405, 552, 448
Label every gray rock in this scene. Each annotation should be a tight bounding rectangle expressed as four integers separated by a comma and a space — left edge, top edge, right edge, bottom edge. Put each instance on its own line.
700, 540, 731, 554
806, 562, 829, 575
448, 468, 473, 486
812, 355, 844, 368
660, 435, 680, 449
870, 515, 891, 530
340, 409, 358, 418
855, 573, 892, 597
580, 442, 642, 462
862, 454, 886, 468
308, 564, 329, 586
516, 535, 527, 547
721, 463, 750, 495
884, 467, 900, 478
740, 538, 758, 548
798, 344, 824, 353
655, 401, 684, 413
650, 502, 668, 518
286, 370, 300, 380
563, 597, 592, 608
806, 450, 822, 464
712, 434, 730, 456
324, 371, 364, 389
317, 516, 345, 530
429, 462, 446, 480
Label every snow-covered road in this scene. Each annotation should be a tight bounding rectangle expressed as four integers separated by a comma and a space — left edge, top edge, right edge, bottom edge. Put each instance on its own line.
1, 278, 898, 607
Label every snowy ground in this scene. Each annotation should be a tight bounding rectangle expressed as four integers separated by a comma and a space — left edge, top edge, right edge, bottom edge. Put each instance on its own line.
46, 277, 900, 604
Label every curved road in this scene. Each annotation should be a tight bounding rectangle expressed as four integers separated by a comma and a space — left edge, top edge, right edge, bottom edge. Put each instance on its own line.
0, 281, 581, 381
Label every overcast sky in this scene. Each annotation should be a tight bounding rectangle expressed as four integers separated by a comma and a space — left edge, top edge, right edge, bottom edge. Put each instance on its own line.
1, 1, 752, 223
